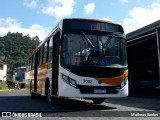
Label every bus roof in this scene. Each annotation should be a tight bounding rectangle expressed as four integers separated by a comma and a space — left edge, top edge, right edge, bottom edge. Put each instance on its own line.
71, 18, 116, 24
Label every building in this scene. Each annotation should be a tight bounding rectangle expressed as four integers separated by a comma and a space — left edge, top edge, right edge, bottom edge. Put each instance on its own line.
126, 20, 160, 89
0, 60, 7, 82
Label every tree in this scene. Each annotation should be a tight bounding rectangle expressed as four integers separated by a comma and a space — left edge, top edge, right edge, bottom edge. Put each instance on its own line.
0, 32, 40, 75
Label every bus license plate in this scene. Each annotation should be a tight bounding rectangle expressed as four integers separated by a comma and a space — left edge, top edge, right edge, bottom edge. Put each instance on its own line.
94, 88, 106, 93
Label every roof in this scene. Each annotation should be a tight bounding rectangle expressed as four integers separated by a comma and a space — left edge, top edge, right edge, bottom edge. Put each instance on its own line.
126, 20, 160, 40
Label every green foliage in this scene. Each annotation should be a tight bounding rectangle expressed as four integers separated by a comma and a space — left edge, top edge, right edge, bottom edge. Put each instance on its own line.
0, 32, 40, 74
0, 82, 8, 90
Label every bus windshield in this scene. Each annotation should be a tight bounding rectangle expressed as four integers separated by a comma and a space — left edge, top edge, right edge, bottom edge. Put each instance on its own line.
62, 34, 127, 68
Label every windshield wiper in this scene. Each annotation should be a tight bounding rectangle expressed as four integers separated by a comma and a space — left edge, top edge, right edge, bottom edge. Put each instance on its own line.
81, 32, 94, 49
101, 35, 112, 48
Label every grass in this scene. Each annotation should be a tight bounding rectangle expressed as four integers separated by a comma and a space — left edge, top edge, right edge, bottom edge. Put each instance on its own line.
0, 81, 30, 90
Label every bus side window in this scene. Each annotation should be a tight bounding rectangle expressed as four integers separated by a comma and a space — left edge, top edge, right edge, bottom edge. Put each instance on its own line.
31, 55, 35, 70
30, 56, 32, 70
39, 48, 41, 66
37, 51, 40, 66
48, 37, 53, 61
44, 42, 48, 63
46, 40, 49, 62
42, 45, 44, 64
40, 45, 44, 65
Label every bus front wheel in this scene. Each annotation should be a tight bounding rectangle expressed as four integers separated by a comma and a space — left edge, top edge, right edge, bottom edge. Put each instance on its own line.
47, 87, 53, 103
92, 99, 104, 104
46, 85, 60, 105
45, 79, 53, 103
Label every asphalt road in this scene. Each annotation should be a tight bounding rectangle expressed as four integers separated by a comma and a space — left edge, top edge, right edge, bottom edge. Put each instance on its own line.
0, 89, 160, 120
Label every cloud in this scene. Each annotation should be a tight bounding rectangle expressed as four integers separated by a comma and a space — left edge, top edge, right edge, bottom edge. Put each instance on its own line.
0, 17, 22, 27
24, 0, 38, 9
0, 17, 51, 41
120, 0, 128, 4
122, 2, 160, 33
84, 3, 95, 15
23, 0, 75, 20
102, 17, 114, 22
41, 0, 75, 20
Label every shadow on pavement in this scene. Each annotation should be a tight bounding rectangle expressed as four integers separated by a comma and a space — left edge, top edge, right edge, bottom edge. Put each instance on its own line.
0, 96, 116, 113
105, 88, 160, 111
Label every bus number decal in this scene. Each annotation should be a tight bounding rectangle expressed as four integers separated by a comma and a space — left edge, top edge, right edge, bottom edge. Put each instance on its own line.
83, 79, 92, 84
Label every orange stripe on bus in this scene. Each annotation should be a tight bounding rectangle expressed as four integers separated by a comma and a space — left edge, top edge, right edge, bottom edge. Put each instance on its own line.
95, 70, 128, 85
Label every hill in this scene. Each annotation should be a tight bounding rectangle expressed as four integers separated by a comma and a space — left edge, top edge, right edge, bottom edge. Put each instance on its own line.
0, 32, 40, 77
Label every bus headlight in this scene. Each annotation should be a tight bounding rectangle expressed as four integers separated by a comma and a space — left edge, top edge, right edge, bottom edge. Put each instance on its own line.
69, 78, 77, 88
62, 74, 77, 88
121, 77, 128, 88
62, 74, 68, 82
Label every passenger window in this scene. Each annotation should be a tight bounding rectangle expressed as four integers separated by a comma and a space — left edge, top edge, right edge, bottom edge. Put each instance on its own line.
48, 37, 53, 61
39, 45, 44, 65
31, 55, 35, 70
44, 42, 48, 62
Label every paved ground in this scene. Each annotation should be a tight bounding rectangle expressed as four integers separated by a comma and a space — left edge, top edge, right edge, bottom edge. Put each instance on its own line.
0, 89, 160, 120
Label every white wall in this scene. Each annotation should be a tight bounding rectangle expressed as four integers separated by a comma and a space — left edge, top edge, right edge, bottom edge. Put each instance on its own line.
0, 64, 7, 81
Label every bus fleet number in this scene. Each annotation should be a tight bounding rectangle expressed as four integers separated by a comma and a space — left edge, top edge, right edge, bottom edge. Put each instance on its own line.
83, 79, 92, 84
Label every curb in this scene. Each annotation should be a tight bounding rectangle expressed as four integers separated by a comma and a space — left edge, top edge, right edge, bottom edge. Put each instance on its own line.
0, 89, 15, 92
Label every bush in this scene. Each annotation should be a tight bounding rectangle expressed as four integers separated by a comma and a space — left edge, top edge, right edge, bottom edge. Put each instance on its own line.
0, 82, 9, 90
6, 80, 16, 89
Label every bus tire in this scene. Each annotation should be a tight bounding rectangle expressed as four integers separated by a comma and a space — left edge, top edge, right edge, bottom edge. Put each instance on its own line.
47, 86, 52, 103
47, 86, 60, 105
92, 99, 104, 104
45, 79, 60, 105
45, 79, 52, 103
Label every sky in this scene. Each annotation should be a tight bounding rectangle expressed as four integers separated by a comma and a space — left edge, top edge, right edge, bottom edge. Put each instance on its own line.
0, 0, 160, 41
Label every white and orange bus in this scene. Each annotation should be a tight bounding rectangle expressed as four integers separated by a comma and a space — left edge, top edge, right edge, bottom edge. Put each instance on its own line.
27, 18, 128, 104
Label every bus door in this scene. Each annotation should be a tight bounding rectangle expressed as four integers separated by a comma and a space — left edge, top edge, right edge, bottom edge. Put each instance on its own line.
52, 31, 60, 96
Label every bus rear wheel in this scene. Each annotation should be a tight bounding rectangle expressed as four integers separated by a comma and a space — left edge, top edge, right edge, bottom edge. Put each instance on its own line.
92, 99, 104, 104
